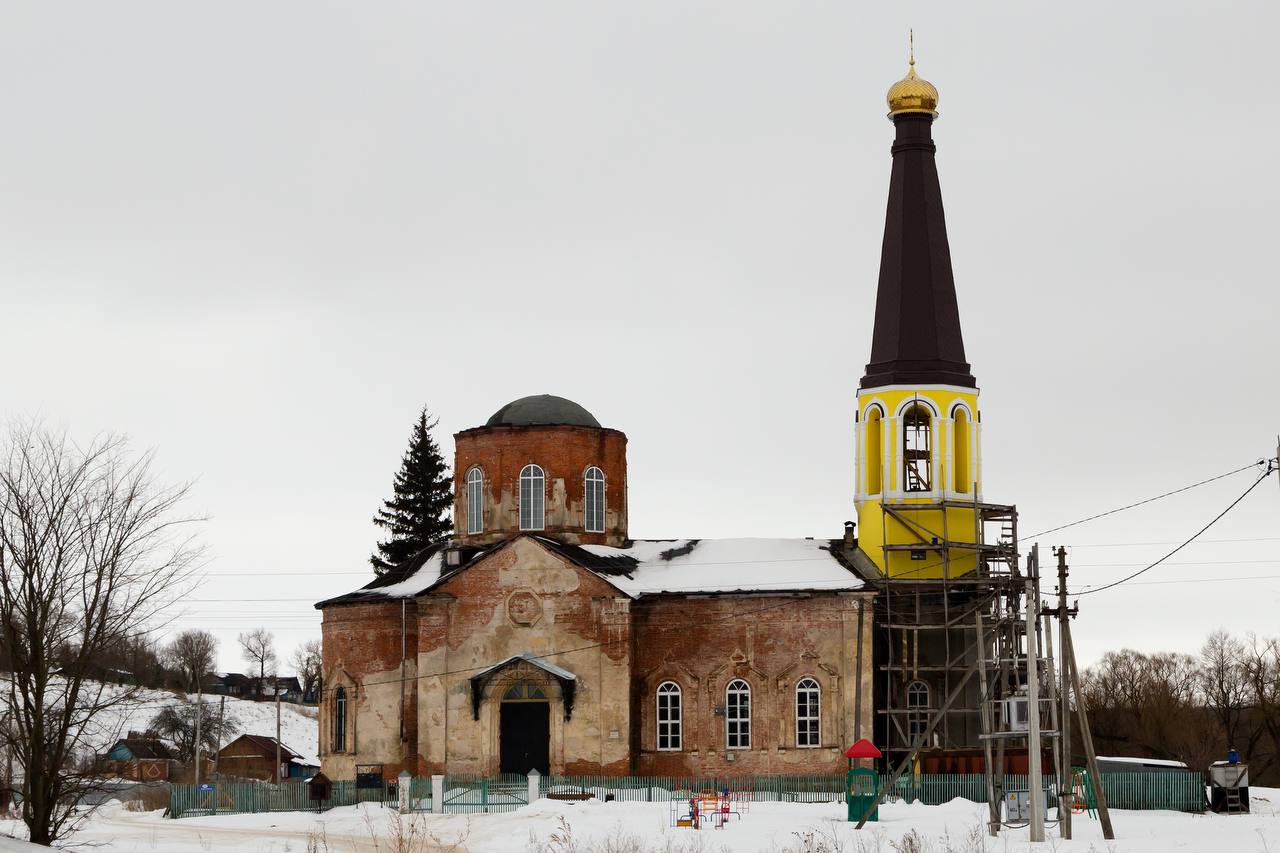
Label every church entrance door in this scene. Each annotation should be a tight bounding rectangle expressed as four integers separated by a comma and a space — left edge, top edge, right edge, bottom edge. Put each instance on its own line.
499, 683, 550, 775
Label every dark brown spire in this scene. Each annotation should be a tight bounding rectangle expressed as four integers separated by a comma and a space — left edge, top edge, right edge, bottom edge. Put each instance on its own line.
861, 111, 975, 389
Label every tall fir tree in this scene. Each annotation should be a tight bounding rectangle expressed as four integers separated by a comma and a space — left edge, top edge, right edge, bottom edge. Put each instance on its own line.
371, 408, 453, 574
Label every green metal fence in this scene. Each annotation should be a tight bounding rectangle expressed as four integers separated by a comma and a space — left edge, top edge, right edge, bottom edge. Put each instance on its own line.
168, 778, 402, 818
168, 770, 1205, 818
1089, 770, 1205, 813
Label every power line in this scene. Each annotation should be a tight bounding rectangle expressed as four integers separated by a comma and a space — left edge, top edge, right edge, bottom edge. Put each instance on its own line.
1025, 460, 1267, 539
1073, 462, 1278, 597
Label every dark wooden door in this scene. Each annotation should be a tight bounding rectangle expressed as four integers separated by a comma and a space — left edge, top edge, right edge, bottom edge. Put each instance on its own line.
500, 702, 550, 775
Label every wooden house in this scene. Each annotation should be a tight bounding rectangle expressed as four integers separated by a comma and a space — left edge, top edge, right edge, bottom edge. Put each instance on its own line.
100, 731, 173, 781
216, 734, 315, 783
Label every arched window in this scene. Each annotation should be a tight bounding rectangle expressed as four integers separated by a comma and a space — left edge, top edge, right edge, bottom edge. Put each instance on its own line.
796, 678, 821, 748
466, 467, 484, 534
502, 683, 547, 701
952, 406, 970, 494
906, 680, 929, 743
519, 464, 545, 531
333, 687, 347, 752
865, 405, 883, 495
726, 679, 751, 749
902, 404, 932, 492
584, 466, 605, 533
656, 682, 682, 751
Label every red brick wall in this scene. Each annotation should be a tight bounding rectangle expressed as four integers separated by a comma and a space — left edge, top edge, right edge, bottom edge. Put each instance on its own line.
452, 425, 627, 546
631, 593, 871, 776
320, 599, 418, 777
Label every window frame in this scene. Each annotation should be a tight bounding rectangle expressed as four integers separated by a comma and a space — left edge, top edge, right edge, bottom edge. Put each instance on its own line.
519, 464, 545, 531
906, 680, 930, 743
795, 677, 821, 748
583, 466, 606, 533
466, 467, 484, 534
656, 681, 682, 751
725, 679, 751, 749
333, 686, 347, 753
902, 403, 933, 492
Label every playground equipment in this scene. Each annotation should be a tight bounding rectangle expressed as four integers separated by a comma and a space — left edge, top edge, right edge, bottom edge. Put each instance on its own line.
844, 739, 882, 823
672, 789, 744, 829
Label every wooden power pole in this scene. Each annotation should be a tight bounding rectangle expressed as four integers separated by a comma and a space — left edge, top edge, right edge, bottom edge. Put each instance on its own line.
275, 678, 282, 784
1052, 547, 1115, 842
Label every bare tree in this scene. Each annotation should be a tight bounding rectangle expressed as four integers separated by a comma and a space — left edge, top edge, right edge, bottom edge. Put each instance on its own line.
0, 424, 201, 845
291, 639, 322, 702
1201, 630, 1251, 751
164, 629, 218, 694
147, 703, 231, 763
238, 628, 277, 700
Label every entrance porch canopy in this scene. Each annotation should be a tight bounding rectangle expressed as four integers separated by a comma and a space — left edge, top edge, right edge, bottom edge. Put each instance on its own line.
470, 652, 577, 721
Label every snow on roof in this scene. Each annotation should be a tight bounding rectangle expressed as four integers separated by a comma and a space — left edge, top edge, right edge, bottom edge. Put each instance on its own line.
472, 652, 577, 683
319, 536, 862, 608
579, 538, 862, 596
1097, 756, 1189, 768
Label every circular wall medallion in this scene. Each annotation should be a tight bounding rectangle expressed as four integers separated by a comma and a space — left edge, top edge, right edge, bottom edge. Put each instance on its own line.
506, 589, 543, 627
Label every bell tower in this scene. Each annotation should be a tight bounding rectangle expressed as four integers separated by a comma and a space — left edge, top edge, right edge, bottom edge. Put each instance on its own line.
853, 49, 985, 579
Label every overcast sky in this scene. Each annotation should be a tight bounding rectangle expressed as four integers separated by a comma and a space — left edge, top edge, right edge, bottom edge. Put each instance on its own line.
2, 1, 1277, 673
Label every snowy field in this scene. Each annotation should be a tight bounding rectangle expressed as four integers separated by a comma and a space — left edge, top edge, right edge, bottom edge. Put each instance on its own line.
73, 681, 318, 765
0, 789, 1275, 852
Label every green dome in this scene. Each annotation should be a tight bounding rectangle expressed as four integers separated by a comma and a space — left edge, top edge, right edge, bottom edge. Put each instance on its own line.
486, 395, 601, 428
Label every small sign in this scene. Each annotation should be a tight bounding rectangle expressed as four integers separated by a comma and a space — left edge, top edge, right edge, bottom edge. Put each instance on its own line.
197, 783, 214, 793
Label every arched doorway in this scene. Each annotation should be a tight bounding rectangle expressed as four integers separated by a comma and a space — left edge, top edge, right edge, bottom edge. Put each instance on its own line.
499, 682, 550, 775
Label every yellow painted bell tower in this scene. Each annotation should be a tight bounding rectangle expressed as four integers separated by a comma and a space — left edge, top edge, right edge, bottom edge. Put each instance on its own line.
853, 52, 987, 579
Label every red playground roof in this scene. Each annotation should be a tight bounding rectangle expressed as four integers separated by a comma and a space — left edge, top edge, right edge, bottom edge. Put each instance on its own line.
844, 739, 882, 759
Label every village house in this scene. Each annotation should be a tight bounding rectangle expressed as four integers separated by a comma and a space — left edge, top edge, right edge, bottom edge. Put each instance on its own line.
216, 734, 317, 783
99, 731, 173, 781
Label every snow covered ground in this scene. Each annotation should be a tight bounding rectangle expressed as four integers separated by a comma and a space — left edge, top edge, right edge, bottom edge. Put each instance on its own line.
5, 788, 1275, 852
73, 681, 318, 765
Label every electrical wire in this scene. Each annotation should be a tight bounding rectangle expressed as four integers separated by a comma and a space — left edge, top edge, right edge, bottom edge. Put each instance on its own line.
1024, 460, 1267, 539
1073, 461, 1278, 597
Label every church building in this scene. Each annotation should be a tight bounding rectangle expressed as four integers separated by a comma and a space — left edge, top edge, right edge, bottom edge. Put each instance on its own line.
317, 395, 875, 779
316, 52, 1015, 780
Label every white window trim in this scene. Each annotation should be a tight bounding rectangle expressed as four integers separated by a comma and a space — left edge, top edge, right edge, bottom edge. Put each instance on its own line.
656, 681, 682, 752
466, 467, 484, 534
796, 677, 821, 749
584, 466, 605, 533
906, 680, 930, 742
519, 464, 545, 531
726, 679, 751, 750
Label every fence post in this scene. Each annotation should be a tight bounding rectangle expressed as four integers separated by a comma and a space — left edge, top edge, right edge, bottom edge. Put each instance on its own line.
527, 769, 540, 806
431, 775, 444, 814
482, 778, 489, 813
398, 770, 411, 814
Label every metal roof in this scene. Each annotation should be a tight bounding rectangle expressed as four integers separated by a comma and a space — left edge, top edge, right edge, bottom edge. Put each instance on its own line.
485, 395, 601, 428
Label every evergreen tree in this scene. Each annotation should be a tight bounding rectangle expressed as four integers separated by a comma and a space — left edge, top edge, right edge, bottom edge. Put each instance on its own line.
371, 408, 453, 573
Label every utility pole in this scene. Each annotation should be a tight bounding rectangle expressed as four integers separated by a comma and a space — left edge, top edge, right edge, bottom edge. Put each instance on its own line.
1049, 546, 1114, 841
1056, 546, 1073, 839
194, 679, 202, 788
1025, 548, 1045, 842
1039, 601, 1063, 833
275, 677, 282, 785
217, 695, 226, 777
976, 610, 999, 837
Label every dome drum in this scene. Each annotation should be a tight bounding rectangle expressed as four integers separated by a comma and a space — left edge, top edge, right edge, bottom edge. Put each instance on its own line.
454, 397, 627, 547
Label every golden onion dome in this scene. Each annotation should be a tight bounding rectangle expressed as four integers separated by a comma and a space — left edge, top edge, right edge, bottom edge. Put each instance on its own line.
887, 34, 938, 117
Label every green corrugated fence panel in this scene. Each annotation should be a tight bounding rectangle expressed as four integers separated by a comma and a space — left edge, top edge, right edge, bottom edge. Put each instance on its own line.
168, 770, 1206, 818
